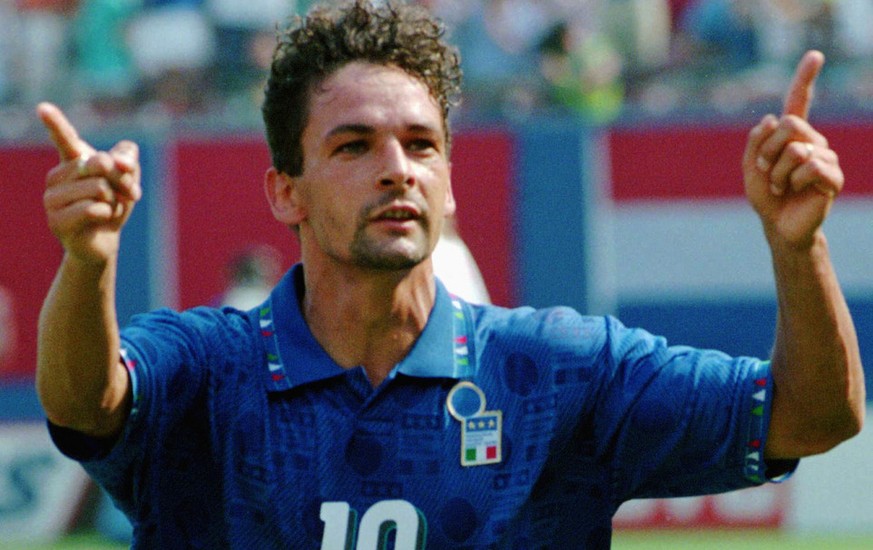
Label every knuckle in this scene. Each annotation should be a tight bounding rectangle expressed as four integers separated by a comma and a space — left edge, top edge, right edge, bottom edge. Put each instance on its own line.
45, 164, 66, 186
780, 114, 803, 131
748, 124, 762, 140
43, 188, 56, 209
118, 140, 139, 154
96, 181, 115, 203
790, 142, 808, 161
92, 151, 113, 171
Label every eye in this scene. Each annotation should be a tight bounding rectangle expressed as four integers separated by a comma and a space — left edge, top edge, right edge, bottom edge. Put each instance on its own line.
407, 138, 437, 153
334, 140, 368, 155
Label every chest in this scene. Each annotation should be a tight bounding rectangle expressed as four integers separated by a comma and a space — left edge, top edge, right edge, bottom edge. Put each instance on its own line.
267, 377, 544, 503
211, 373, 595, 546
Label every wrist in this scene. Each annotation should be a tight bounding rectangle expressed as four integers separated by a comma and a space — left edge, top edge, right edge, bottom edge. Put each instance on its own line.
767, 229, 832, 287
764, 223, 827, 256
60, 251, 117, 281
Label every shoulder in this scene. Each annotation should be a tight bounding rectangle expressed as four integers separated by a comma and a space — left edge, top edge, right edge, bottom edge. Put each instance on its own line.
471, 302, 615, 335
468, 303, 613, 350
468, 304, 670, 363
122, 305, 260, 358
127, 305, 257, 332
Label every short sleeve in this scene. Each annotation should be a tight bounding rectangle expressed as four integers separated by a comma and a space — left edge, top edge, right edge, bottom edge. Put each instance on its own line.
594, 317, 795, 502
47, 307, 253, 517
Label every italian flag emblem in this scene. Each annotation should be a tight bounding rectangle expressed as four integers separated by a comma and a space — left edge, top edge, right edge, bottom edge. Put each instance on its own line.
461, 411, 502, 466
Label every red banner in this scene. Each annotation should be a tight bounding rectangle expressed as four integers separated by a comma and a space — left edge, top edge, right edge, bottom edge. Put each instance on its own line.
0, 146, 63, 380
609, 123, 873, 201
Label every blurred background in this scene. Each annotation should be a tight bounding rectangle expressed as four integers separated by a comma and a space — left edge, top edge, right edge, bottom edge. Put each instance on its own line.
1, 0, 873, 547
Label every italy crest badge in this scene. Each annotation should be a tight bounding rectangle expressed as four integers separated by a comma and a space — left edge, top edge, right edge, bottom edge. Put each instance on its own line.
447, 381, 502, 466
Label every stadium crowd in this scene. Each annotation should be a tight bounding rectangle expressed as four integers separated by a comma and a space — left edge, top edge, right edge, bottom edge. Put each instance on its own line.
1, 0, 872, 135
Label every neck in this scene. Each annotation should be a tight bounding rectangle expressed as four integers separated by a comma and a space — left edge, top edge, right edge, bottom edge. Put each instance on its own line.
300, 260, 437, 387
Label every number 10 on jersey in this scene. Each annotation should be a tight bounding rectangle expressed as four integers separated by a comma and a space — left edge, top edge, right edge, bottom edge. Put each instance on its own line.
320, 499, 427, 550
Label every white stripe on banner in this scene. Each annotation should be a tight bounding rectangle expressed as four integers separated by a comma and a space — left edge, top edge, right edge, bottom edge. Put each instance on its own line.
605, 198, 873, 302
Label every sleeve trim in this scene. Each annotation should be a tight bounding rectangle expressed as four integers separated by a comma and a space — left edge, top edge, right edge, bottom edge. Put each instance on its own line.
743, 360, 798, 483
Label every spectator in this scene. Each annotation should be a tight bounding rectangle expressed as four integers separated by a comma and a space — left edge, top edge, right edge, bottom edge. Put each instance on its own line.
537, 20, 624, 123
126, 0, 217, 117
0, 285, 15, 374
216, 245, 283, 310
832, 0, 873, 60
431, 218, 491, 304
754, 0, 829, 66
672, 0, 798, 111
72, 0, 141, 117
601, 0, 672, 79
830, 0, 873, 103
683, 0, 868, 111
679, 0, 759, 71
13, 0, 78, 105
0, 1, 15, 103
706, 0, 873, 108
205, 0, 293, 119
449, 0, 550, 117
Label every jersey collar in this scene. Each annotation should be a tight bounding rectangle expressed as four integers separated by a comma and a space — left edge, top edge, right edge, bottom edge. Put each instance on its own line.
261, 264, 474, 393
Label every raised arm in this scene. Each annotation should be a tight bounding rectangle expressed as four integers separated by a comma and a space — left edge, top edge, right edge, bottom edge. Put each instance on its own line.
743, 52, 865, 458
36, 103, 141, 438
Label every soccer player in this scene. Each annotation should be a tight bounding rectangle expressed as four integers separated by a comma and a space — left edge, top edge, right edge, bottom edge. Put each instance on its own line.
36, 1, 863, 548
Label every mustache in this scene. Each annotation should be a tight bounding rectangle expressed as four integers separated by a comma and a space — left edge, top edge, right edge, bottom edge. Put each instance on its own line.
362, 192, 429, 220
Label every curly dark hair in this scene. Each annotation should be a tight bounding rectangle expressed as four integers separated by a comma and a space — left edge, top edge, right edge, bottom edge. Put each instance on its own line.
262, 0, 462, 176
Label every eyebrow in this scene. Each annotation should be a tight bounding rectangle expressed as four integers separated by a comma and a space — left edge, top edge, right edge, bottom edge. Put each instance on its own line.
325, 123, 442, 139
326, 124, 374, 139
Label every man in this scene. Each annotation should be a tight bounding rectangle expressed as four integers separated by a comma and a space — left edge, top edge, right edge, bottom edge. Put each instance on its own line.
431, 219, 491, 304
36, 1, 863, 548
0, 285, 15, 373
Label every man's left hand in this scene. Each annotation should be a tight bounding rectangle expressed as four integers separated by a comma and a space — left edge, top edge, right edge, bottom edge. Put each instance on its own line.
743, 50, 844, 249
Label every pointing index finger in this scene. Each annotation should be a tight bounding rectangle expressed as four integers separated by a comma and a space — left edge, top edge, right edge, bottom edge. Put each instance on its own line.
36, 102, 92, 161
782, 50, 825, 120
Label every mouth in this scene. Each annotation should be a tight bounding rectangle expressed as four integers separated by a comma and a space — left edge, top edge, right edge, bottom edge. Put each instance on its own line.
371, 202, 422, 224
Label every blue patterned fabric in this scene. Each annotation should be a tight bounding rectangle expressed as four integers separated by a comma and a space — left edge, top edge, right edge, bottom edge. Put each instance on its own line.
50, 264, 788, 549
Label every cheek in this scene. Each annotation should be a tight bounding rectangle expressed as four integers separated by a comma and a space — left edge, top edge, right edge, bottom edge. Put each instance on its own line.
423, 169, 453, 210
312, 189, 362, 234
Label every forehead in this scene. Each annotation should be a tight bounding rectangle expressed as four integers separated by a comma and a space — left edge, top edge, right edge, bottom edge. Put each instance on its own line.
305, 62, 444, 140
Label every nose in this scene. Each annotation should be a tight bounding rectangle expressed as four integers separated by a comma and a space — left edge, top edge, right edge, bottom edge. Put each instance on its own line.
378, 139, 414, 188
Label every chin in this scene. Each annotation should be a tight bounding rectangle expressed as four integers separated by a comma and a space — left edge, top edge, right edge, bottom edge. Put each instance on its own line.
351, 237, 429, 271
356, 254, 425, 272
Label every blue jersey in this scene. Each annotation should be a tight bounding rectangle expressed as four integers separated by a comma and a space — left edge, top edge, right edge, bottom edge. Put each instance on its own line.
50, 265, 791, 549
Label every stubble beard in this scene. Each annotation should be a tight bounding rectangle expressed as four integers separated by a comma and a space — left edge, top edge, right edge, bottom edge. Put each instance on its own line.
349, 220, 432, 271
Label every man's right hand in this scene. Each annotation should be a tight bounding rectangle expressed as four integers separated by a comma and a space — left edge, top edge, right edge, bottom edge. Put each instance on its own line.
37, 103, 141, 265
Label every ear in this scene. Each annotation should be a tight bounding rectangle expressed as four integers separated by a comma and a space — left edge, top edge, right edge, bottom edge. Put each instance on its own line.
444, 164, 456, 218
264, 167, 306, 226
